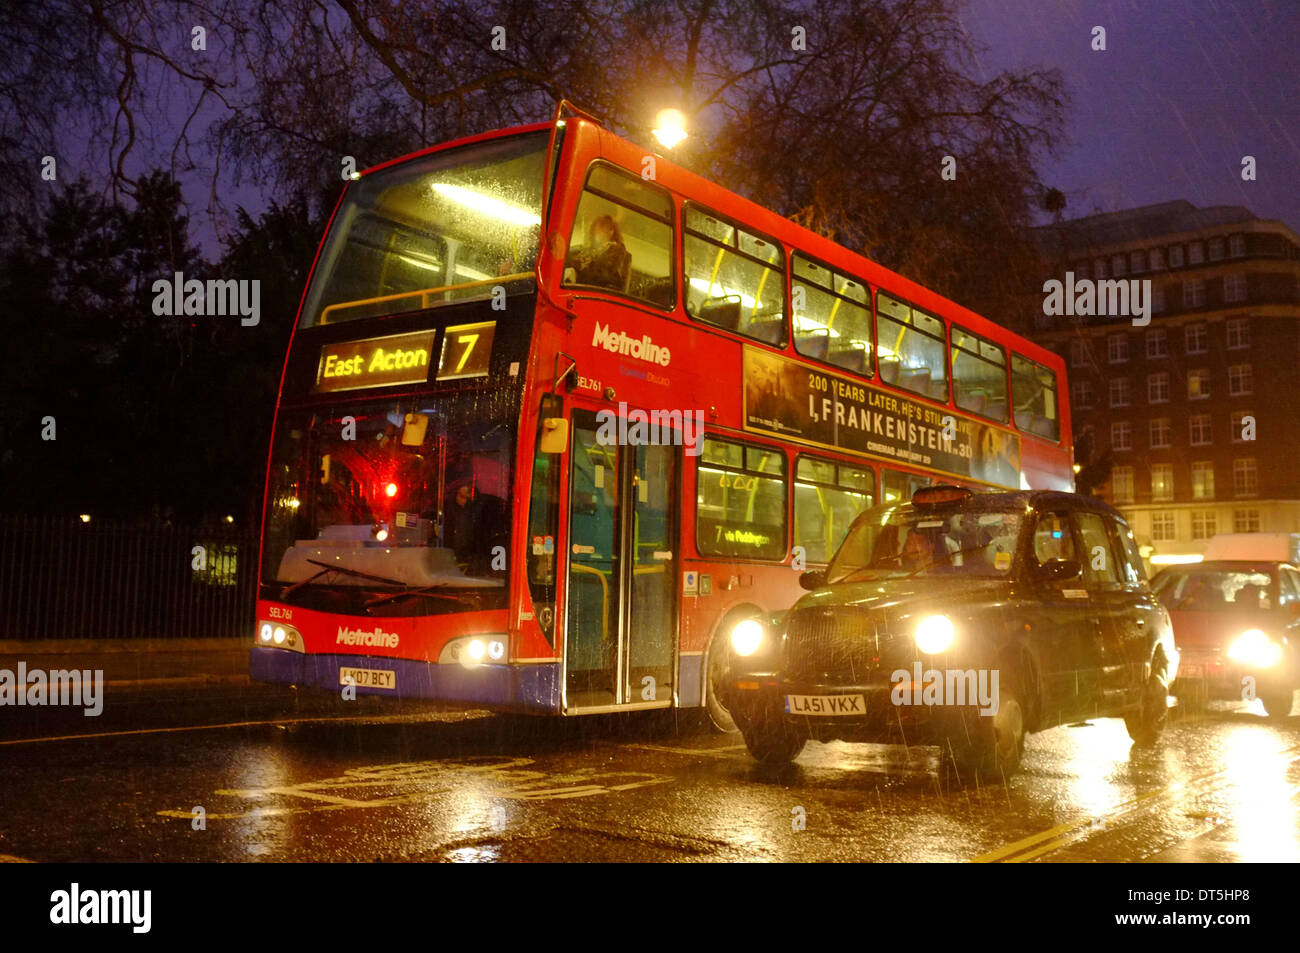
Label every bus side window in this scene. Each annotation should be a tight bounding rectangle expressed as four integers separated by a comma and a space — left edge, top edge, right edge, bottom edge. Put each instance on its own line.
794, 456, 875, 564
1011, 354, 1060, 441
951, 325, 1009, 422
876, 293, 947, 401
695, 436, 788, 561
683, 204, 786, 345
562, 163, 674, 308
791, 254, 873, 376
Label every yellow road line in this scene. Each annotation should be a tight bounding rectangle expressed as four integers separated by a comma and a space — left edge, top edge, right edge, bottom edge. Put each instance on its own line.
974, 742, 1300, 863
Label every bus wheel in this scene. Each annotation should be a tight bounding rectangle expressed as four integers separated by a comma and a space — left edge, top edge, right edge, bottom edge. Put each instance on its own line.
704, 634, 737, 733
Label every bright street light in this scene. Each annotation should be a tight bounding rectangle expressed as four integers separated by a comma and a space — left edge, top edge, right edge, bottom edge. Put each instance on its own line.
652, 109, 688, 149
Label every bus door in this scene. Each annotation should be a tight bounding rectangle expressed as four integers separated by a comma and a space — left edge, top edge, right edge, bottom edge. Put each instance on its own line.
564, 408, 677, 710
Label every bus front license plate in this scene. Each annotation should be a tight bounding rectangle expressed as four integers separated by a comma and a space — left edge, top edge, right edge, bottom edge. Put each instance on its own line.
340, 667, 396, 690
785, 694, 865, 716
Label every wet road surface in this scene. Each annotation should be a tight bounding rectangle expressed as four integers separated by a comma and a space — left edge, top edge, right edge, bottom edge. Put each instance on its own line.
1, 684, 1297, 862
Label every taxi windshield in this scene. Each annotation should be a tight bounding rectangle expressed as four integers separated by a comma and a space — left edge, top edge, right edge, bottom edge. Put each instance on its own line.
1153, 569, 1277, 612
826, 502, 1023, 583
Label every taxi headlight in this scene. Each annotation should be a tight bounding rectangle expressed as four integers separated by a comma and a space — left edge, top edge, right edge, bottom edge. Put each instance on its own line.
1228, 629, 1282, 668
915, 614, 955, 654
730, 619, 765, 657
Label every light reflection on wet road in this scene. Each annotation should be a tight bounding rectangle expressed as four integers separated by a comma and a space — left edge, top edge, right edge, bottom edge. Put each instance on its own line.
0, 685, 1296, 862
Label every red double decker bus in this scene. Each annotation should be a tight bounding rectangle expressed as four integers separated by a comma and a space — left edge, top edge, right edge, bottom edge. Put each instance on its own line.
252, 104, 1072, 728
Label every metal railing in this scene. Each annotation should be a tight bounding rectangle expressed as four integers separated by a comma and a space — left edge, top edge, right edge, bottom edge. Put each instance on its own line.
0, 514, 258, 640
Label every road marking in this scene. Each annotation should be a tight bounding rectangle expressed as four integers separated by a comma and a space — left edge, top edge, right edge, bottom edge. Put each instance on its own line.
973, 741, 1300, 863
0, 711, 484, 747
0, 854, 34, 863
159, 756, 675, 822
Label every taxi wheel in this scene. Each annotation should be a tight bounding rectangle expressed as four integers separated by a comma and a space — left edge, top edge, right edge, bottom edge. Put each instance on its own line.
1260, 687, 1294, 718
946, 686, 1025, 783
1125, 652, 1170, 745
740, 708, 806, 764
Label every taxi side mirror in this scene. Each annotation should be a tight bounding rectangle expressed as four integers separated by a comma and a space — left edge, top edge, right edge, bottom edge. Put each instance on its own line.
799, 570, 827, 591
1035, 558, 1081, 584
540, 417, 568, 454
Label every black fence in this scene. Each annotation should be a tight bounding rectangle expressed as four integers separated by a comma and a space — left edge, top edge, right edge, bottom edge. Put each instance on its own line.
0, 514, 258, 640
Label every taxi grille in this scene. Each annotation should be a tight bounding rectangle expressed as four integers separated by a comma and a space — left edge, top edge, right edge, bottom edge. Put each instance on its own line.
784, 607, 884, 682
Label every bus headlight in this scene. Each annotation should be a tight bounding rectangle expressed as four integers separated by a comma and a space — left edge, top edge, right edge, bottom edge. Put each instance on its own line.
1228, 629, 1283, 668
730, 619, 764, 657
255, 620, 304, 652
438, 635, 509, 667
915, 615, 955, 654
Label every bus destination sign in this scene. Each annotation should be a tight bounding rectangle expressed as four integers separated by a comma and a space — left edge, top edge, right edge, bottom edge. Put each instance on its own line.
314, 330, 437, 393
742, 347, 1021, 488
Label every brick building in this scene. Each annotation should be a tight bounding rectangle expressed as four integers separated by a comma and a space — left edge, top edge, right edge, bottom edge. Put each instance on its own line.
1028, 200, 1300, 565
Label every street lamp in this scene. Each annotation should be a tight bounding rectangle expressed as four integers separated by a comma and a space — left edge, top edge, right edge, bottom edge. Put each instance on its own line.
652, 109, 688, 149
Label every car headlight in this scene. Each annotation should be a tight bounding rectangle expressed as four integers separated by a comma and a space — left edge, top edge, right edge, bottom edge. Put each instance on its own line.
915, 614, 955, 654
730, 619, 764, 656
1228, 629, 1283, 668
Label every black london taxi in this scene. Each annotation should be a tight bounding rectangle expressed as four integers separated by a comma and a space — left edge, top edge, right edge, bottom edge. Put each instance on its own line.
722, 486, 1178, 779
1151, 534, 1300, 717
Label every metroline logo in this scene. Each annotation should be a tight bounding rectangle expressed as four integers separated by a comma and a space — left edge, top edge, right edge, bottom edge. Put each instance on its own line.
592, 322, 671, 366
336, 625, 400, 648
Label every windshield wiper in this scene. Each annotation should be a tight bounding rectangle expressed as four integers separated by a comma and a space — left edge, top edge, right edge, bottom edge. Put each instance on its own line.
299, 558, 409, 588
364, 585, 467, 608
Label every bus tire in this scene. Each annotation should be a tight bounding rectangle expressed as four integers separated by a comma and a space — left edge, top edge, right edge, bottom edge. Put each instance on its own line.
704, 630, 737, 733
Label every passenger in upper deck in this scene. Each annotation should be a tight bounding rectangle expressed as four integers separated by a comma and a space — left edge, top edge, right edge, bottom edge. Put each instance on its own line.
564, 215, 631, 291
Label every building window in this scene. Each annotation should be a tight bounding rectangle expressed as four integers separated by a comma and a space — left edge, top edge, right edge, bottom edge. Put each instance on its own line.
1111, 466, 1135, 503
1069, 338, 1089, 367
1223, 273, 1247, 303
1184, 323, 1207, 353
1107, 333, 1129, 363
1229, 234, 1246, 258
1228, 364, 1253, 396
1071, 380, 1095, 409
1208, 237, 1225, 261
1094, 258, 1107, 279
1112, 254, 1127, 277
1234, 508, 1260, 533
1151, 284, 1165, 313
1148, 372, 1170, 404
1111, 421, 1132, 452
1130, 250, 1145, 273
1149, 417, 1171, 448
1233, 458, 1258, 497
1189, 414, 1212, 446
1109, 378, 1131, 407
1149, 247, 1165, 270
1187, 368, 1211, 400
1146, 327, 1168, 358
1188, 241, 1204, 265
1183, 280, 1206, 309
1231, 410, 1254, 443
1191, 510, 1217, 540
1151, 511, 1177, 541
1226, 317, 1250, 349
1168, 244, 1184, 268
1151, 464, 1174, 502
1191, 462, 1215, 500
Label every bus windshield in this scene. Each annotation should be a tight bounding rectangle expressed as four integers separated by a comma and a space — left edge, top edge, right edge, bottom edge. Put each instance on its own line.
826, 502, 1023, 583
301, 131, 548, 326
261, 395, 514, 591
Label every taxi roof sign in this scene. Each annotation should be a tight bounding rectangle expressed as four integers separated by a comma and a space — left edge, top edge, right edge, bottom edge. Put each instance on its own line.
911, 485, 973, 507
